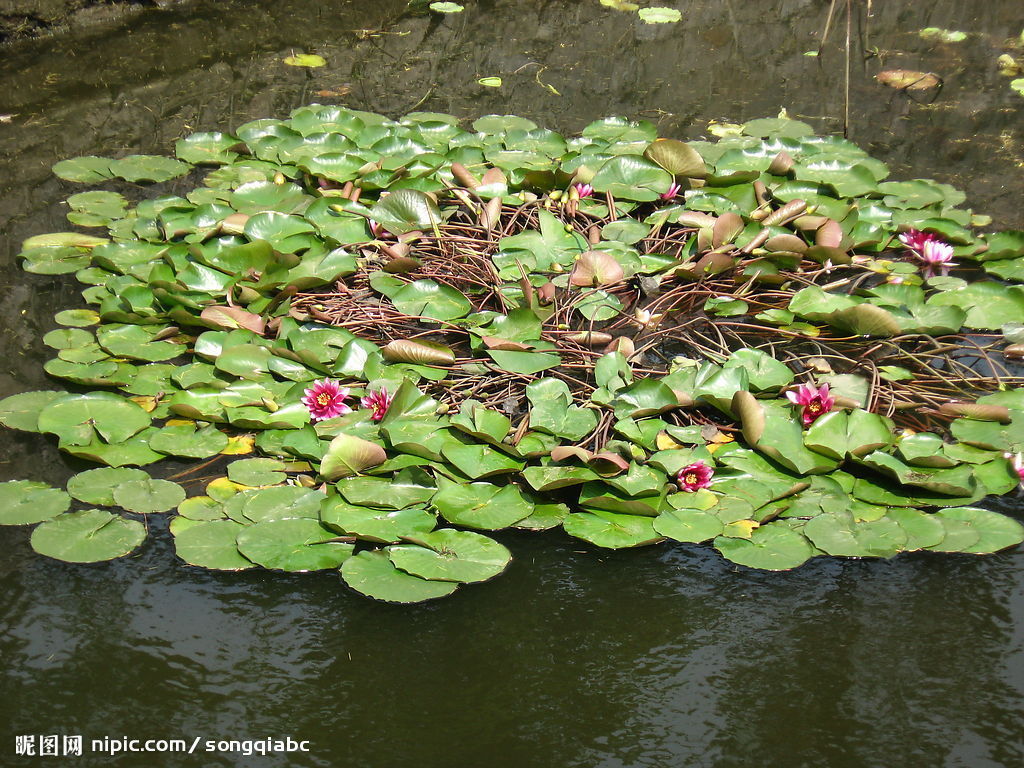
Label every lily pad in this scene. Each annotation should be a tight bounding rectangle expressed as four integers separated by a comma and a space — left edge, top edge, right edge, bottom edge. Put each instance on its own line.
236, 518, 353, 571
173, 519, 255, 570
113, 478, 186, 514
31, 509, 146, 563
0, 390, 67, 432
430, 477, 533, 529
563, 509, 663, 548
37, 392, 151, 446
928, 507, 1024, 554
0, 481, 71, 525
713, 523, 816, 570
341, 549, 458, 603
388, 529, 512, 583
66, 467, 151, 505
321, 497, 436, 543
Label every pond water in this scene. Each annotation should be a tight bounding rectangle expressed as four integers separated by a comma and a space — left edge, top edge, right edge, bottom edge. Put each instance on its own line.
1, 1, 1022, 766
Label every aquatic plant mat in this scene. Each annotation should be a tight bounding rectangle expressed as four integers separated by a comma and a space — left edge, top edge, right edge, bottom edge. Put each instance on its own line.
3, 106, 1024, 601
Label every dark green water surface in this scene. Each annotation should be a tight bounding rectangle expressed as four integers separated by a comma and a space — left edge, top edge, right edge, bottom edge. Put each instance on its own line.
1, 2, 1022, 766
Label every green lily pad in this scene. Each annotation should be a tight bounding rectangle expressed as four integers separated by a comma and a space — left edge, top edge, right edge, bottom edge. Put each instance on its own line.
527, 378, 599, 441
654, 507, 724, 543
0, 390, 67, 432
52, 156, 114, 183
31, 509, 146, 563
928, 507, 1024, 554
368, 189, 441, 235
590, 155, 673, 202
563, 509, 663, 549
148, 423, 229, 458
803, 510, 908, 558
336, 468, 436, 509
108, 155, 191, 183
226, 458, 289, 486
236, 518, 353, 571
234, 486, 325, 523
341, 549, 458, 603
388, 529, 511, 583
886, 508, 947, 551
0, 480, 72, 525
66, 467, 151, 505
37, 392, 151, 446
321, 497, 436, 543
430, 477, 533, 529
390, 280, 471, 320
173, 519, 255, 570
713, 523, 816, 570
112, 478, 186, 514
175, 132, 241, 165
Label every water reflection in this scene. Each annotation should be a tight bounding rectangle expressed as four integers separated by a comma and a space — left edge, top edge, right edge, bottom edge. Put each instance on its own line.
0, 1, 1022, 766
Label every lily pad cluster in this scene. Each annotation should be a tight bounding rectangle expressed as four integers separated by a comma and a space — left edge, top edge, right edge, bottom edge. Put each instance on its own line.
2, 105, 1023, 602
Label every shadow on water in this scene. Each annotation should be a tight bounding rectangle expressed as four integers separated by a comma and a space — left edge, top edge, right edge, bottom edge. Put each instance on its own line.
0, 2, 1022, 766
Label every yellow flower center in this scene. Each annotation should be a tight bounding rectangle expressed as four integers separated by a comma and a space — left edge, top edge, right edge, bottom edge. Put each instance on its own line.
685, 473, 698, 484
316, 393, 332, 406
808, 402, 821, 413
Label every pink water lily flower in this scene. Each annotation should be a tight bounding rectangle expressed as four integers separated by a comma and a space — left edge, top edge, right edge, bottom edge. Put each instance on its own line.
574, 182, 594, 199
899, 229, 957, 275
786, 382, 835, 427
898, 228, 941, 253
1011, 453, 1024, 488
361, 387, 394, 422
677, 461, 714, 492
919, 239, 957, 269
301, 378, 353, 421
660, 182, 682, 200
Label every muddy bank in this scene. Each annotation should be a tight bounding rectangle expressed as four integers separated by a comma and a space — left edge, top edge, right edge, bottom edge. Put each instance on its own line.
0, 0, 184, 42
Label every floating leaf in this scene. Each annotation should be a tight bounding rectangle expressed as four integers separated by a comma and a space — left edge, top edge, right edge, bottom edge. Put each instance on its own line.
0, 481, 71, 525
52, 156, 113, 183
713, 523, 815, 570
876, 70, 942, 90
226, 457, 288, 486
37, 392, 151, 446
67, 467, 151, 505
319, 433, 388, 480
382, 339, 456, 365
321, 498, 436, 543
431, 477, 532, 529
31, 509, 146, 563
563, 509, 663, 549
928, 507, 1024, 554
430, 2, 465, 13
637, 7, 682, 24
148, 424, 230, 458
0, 390, 66, 432
108, 155, 191, 183
236, 519, 353, 571
389, 529, 512, 583
173, 519, 255, 570
390, 280, 472, 320
283, 53, 327, 67
341, 549, 458, 603
113, 478, 186, 514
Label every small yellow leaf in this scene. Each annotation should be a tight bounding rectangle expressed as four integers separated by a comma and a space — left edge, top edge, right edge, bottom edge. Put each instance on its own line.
165, 418, 196, 427
221, 434, 256, 455
284, 54, 326, 68
206, 476, 247, 501
656, 432, 684, 451
722, 519, 760, 539
129, 396, 158, 413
